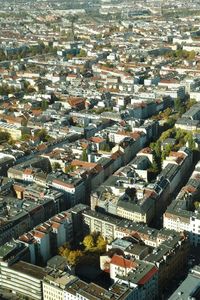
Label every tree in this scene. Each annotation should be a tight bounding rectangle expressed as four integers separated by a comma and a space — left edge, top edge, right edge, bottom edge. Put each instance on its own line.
149, 159, 160, 174
150, 141, 162, 172
21, 133, 31, 141
67, 250, 83, 266
163, 107, 172, 119
185, 132, 196, 150
78, 49, 87, 58
66, 53, 73, 60
0, 131, 11, 144
81, 149, 88, 161
65, 165, 75, 173
41, 100, 49, 111
27, 85, 36, 93
162, 144, 172, 161
58, 243, 83, 266
160, 128, 175, 142
179, 105, 186, 116
52, 162, 61, 171
166, 117, 176, 129
194, 201, 200, 211
96, 235, 107, 252
188, 50, 196, 60
187, 98, 197, 110
38, 82, 46, 92
59, 247, 70, 259
83, 235, 95, 250
174, 98, 182, 113
100, 143, 111, 152
36, 128, 48, 142
58, 245, 65, 255
21, 118, 28, 127
175, 128, 185, 140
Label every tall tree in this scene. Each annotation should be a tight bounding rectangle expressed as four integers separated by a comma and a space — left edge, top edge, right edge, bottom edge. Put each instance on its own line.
81, 149, 88, 162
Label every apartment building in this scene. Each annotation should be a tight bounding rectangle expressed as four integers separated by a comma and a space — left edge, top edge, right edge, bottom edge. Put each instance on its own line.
163, 161, 200, 246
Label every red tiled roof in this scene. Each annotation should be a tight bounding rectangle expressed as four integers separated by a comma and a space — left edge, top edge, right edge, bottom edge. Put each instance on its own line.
111, 255, 137, 269
32, 109, 42, 116
37, 144, 47, 151
160, 79, 179, 84
183, 185, 196, 194
67, 97, 85, 107
138, 266, 158, 285
139, 147, 152, 154
111, 150, 123, 160
71, 160, 97, 168
89, 136, 105, 143
23, 169, 33, 175
32, 230, 45, 239
53, 179, 74, 189
51, 222, 61, 229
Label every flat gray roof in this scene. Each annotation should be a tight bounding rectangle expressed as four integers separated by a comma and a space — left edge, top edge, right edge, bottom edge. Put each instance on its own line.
169, 268, 200, 300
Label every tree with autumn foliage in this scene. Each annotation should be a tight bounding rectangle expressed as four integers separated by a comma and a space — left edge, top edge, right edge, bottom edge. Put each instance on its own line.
67, 250, 83, 266
58, 243, 83, 266
83, 234, 95, 250
82, 232, 107, 253
96, 234, 107, 251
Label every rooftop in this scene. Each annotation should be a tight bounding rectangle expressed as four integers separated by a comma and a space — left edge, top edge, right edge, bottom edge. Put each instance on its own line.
11, 261, 47, 280
169, 265, 200, 300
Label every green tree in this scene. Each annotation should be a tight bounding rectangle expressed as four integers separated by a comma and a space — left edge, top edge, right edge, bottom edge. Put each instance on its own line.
160, 129, 173, 142
21, 133, 31, 141
185, 132, 196, 150
38, 82, 46, 92
166, 117, 176, 128
163, 107, 172, 119
36, 128, 48, 142
41, 100, 49, 111
162, 144, 172, 161
78, 49, 87, 57
52, 162, 61, 171
21, 118, 28, 127
66, 53, 73, 60
149, 159, 160, 173
150, 141, 162, 172
179, 105, 186, 116
27, 85, 36, 93
187, 98, 197, 110
81, 149, 88, 161
188, 50, 196, 60
100, 143, 111, 152
174, 98, 182, 113
0, 131, 11, 144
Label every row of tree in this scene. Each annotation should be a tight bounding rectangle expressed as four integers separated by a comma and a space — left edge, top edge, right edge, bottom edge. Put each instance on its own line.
165, 49, 196, 60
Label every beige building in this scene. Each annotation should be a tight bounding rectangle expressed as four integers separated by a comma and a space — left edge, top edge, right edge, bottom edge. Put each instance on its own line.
43, 271, 77, 300
0, 121, 22, 139
116, 195, 155, 225
0, 260, 46, 300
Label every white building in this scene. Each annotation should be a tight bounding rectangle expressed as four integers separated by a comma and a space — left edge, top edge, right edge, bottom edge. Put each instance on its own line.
43, 271, 78, 300
0, 260, 46, 300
